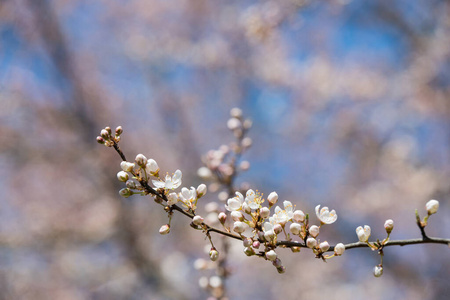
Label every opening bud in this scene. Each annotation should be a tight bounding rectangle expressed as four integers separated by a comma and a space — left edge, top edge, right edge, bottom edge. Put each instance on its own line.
426, 199, 439, 215
373, 265, 383, 277
319, 241, 330, 252
119, 188, 133, 198
266, 250, 277, 261
309, 225, 320, 238
167, 192, 178, 206
260, 207, 270, 219
146, 159, 159, 175
115, 126, 123, 136
273, 223, 283, 235
100, 129, 110, 140
233, 221, 246, 234
120, 161, 135, 172
290, 223, 301, 235
243, 238, 253, 248
306, 237, 317, 248
218, 212, 227, 224
196, 184, 207, 198
193, 215, 204, 226
384, 219, 394, 234
135, 154, 147, 167
231, 211, 244, 222
334, 243, 345, 256
293, 210, 305, 223
267, 192, 278, 207
244, 247, 255, 256
117, 171, 129, 182
356, 225, 371, 242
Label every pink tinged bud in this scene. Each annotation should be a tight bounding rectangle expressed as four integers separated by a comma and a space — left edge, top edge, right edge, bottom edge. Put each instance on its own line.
135, 154, 147, 167
117, 171, 129, 182
356, 225, 371, 242
266, 250, 277, 261
260, 207, 270, 219
101, 129, 110, 140
384, 219, 394, 234
119, 188, 133, 198
426, 199, 439, 215
293, 210, 305, 223
244, 247, 255, 256
233, 221, 246, 234
319, 241, 330, 252
373, 266, 383, 277
290, 223, 301, 235
196, 184, 207, 197
167, 192, 178, 206
252, 241, 260, 249
159, 224, 170, 235
273, 224, 282, 235
231, 211, 244, 221
146, 159, 159, 174
193, 215, 204, 226
115, 126, 123, 136
334, 243, 345, 255
96, 136, 105, 144
309, 225, 320, 238
267, 192, 278, 206
218, 212, 227, 224
243, 238, 253, 247
306, 237, 317, 248
120, 161, 135, 172
209, 249, 219, 261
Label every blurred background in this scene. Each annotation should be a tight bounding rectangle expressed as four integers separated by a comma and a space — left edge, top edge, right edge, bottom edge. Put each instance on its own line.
1, 0, 449, 299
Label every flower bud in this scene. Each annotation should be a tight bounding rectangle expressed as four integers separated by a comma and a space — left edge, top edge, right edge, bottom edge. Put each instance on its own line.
126, 180, 136, 189
384, 219, 394, 234
264, 230, 275, 241
273, 223, 282, 235
266, 250, 277, 261
243, 238, 253, 247
309, 225, 320, 238
135, 154, 147, 167
218, 212, 227, 224
117, 171, 129, 182
230, 107, 243, 118
115, 126, 123, 136
290, 223, 301, 235
242, 137, 252, 148
100, 129, 110, 140
227, 117, 241, 130
119, 188, 133, 198
197, 167, 212, 179
260, 207, 270, 219
231, 211, 244, 222
334, 243, 345, 255
243, 202, 252, 214
120, 161, 135, 172
233, 221, 246, 234
373, 265, 383, 277
105, 126, 112, 135
356, 225, 371, 242
306, 237, 317, 248
167, 192, 178, 206
267, 192, 278, 206
146, 159, 159, 175
252, 241, 260, 249
319, 241, 330, 252
293, 210, 305, 223
196, 184, 207, 198
426, 199, 439, 215
159, 224, 170, 235
96, 136, 105, 144
276, 266, 286, 274
272, 258, 282, 268
193, 215, 204, 226
209, 249, 219, 261
244, 247, 255, 256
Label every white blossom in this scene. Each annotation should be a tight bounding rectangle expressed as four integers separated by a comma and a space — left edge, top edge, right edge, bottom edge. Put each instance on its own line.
269, 200, 294, 226
315, 205, 337, 224
225, 192, 244, 211
179, 187, 197, 208
263, 222, 275, 240
245, 189, 263, 210
152, 170, 182, 190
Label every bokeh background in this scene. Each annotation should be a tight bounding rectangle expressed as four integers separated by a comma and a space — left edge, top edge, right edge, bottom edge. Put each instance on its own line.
1, 0, 450, 299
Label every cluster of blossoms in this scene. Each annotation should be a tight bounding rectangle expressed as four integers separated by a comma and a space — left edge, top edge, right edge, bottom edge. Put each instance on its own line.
218, 189, 344, 273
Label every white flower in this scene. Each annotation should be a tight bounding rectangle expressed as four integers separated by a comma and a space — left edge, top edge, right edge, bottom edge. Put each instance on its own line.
152, 170, 182, 190
290, 223, 301, 235
179, 187, 197, 208
356, 225, 371, 242
309, 225, 320, 238
269, 201, 294, 226
315, 205, 337, 224
266, 250, 277, 261
334, 243, 345, 255
426, 199, 439, 215
167, 192, 178, 206
293, 210, 305, 223
225, 192, 244, 211
245, 189, 263, 210
384, 219, 394, 234
263, 222, 275, 240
